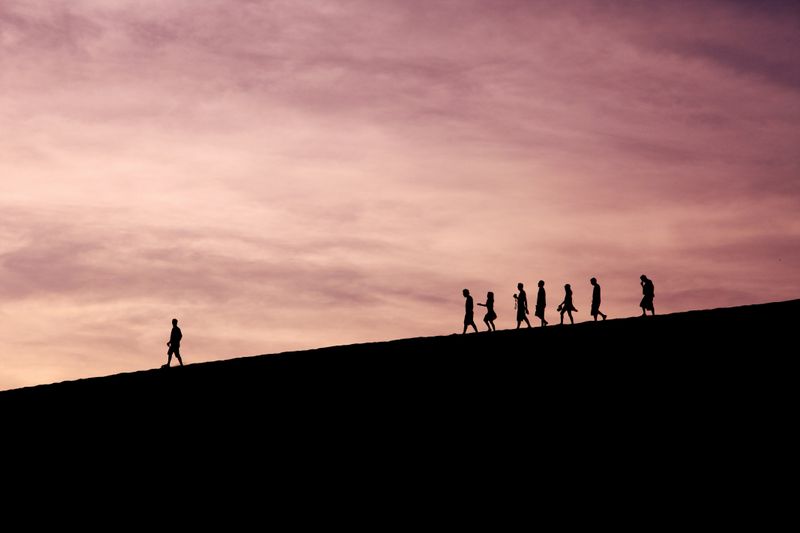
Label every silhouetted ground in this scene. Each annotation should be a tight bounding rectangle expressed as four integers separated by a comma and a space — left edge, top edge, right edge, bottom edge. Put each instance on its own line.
3, 301, 794, 513
4, 299, 794, 417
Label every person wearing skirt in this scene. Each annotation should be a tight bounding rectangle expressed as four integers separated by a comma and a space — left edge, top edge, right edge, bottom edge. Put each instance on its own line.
477, 291, 497, 332
558, 283, 578, 325
640, 275, 655, 316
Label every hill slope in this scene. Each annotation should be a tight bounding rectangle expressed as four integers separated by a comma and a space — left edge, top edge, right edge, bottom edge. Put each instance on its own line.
3, 300, 795, 414
4, 300, 794, 513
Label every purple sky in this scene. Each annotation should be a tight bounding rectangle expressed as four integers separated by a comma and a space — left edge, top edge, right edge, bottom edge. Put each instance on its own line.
1, 0, 799, 389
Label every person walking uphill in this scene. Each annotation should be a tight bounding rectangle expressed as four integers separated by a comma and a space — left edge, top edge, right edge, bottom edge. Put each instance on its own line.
640, 275, 655, 316
535, 280, 548, 327
590, 277, 607, 321
558, 284, 578, 325
163, 318, 184, 368
462, 289, 479, 334
477, 291, 497, 332
516, 283, 532, 329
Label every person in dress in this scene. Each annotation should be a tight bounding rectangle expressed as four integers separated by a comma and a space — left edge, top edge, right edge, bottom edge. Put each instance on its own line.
477, 291, 497, 332
640, 275, 655, 316
558, 284, 578, 325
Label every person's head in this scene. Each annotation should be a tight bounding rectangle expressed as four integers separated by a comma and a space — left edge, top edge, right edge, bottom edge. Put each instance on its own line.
640, 274, 647, 281
590, 277, 597, 285
538, 280, 544, 287
487, 291, 494, 299
565, 284, 571, 290
172, 318, 178, 326
463, 288, 469, 297
517, 282, 523, 290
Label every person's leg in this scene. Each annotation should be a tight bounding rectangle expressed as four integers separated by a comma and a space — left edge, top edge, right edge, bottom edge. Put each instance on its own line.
484, 318, 491, 331
472, 322, 479, 333
601, 310, 607, 320
593, 313, 598, 322
462, 324, 467, 334
524, 317, 531, 328
175, 348, 183, 366
166, 348, 172, 367
560, 310, 565, 324
516, 320, 521, 329
568, 310, 574, 324
491, 320, 496, 331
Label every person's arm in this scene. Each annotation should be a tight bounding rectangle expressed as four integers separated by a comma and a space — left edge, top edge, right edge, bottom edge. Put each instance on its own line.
477, 302, 486, 307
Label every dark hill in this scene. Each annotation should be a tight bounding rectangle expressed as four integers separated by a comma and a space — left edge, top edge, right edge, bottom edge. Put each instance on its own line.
3, 301, 794, 518
3, 300, 795, 416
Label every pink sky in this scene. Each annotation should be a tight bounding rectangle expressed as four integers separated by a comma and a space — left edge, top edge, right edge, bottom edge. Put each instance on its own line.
1, 0, 799, 389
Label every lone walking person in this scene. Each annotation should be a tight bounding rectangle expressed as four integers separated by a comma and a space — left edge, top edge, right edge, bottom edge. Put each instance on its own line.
164, 318, 184, 368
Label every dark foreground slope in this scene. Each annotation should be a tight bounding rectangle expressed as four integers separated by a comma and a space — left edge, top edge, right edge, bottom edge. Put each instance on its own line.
4, 300, 795, 418
3, 301, 795, 518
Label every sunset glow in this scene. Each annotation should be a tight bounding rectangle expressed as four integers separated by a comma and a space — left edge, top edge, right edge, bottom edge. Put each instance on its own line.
1, 0, 799, 389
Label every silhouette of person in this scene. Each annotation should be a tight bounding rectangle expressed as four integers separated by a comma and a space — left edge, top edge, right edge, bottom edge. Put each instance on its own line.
640, 275, 655, 316
558, 284, 578, 325
164, 318, 184, 368
590, 277, 607, 321
516, 283, 532, 329
535, 280, 548, 327
477, 291, 497, 331
462, 289, 478, 334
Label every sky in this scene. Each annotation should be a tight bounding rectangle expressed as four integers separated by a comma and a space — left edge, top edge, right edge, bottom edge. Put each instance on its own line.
1, 0, 798, 390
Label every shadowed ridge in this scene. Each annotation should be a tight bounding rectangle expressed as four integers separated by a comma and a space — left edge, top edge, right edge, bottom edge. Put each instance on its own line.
2, 299, 796, 410
4, 300, 795, 508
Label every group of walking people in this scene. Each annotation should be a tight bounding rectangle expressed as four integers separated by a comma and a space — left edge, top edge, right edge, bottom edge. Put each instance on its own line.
161, 277, 657, 368
462, 275, 655, 333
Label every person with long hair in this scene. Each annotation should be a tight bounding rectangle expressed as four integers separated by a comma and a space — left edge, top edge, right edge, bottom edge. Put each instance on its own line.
477, 291, 497, 332
557, 284, 578, 325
